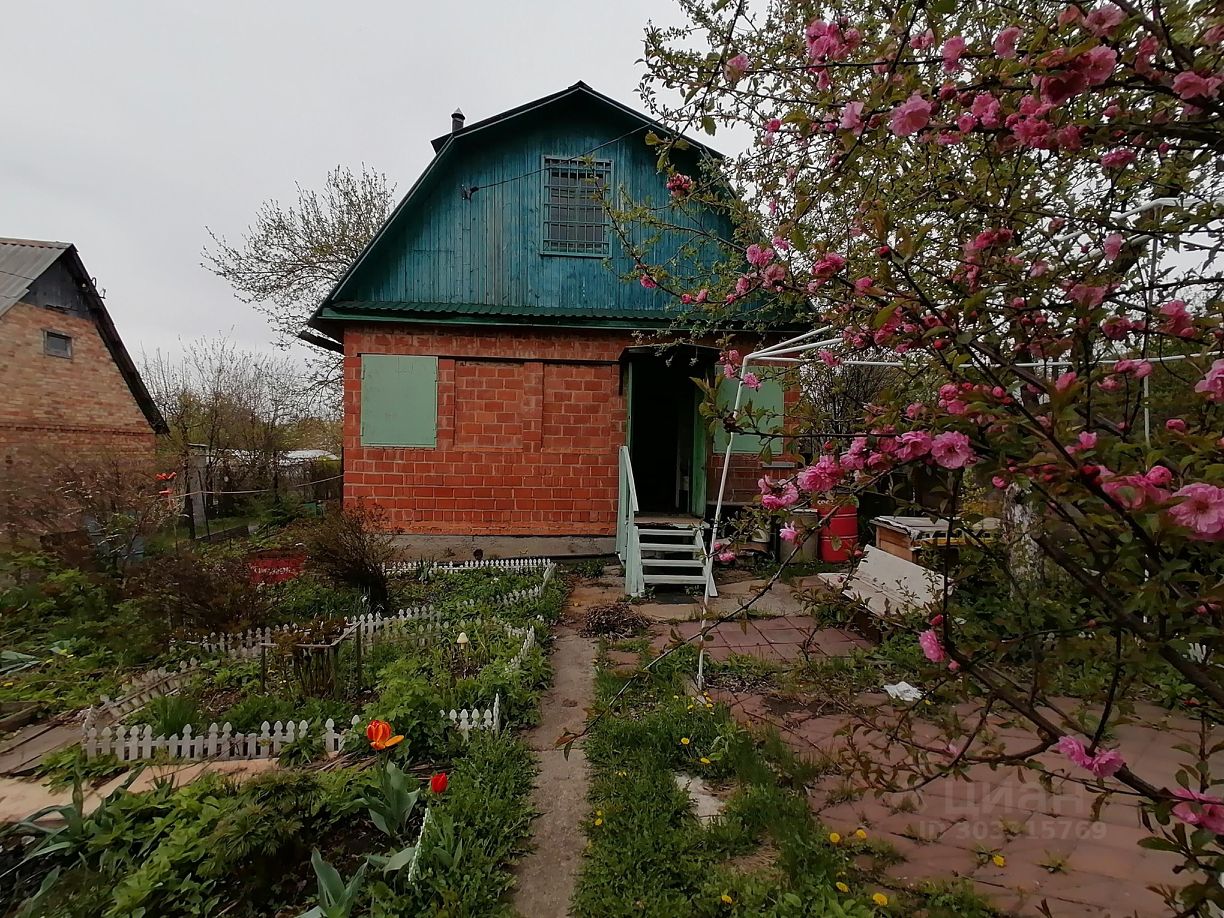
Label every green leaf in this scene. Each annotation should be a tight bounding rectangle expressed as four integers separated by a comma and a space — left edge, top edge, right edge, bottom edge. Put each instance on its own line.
701, 115, 717, 136
381, 845, 418, 874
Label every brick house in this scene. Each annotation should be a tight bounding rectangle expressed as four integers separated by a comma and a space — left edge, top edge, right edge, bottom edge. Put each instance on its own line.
307, 84, 791, 582
0, 238, 166, 531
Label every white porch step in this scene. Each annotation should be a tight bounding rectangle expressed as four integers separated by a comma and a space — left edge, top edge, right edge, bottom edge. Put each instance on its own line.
640, 558, 704, 568
640, 541, 701, 552
644, 574, 709, 586
637, 526, 701, 537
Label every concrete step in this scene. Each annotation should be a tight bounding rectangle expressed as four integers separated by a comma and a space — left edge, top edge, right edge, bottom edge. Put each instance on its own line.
643, 574, 709, 586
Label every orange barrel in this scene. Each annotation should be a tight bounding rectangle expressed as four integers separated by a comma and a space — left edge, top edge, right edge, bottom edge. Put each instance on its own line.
819, 504, 859, 562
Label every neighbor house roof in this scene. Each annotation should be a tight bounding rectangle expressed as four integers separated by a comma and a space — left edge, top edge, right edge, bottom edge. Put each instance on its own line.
307, 82, 726, 338
0, 237, 168, 434
0, 237, 71, 317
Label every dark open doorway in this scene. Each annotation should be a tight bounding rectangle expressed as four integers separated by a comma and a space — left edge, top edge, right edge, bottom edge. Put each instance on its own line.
626, 353, 709, 516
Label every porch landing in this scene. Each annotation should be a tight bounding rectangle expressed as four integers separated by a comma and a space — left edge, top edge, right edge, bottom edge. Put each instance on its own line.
389, 533, 615, 561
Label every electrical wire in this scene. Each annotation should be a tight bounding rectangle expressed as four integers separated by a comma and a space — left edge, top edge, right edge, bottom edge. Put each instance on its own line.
172, 473, 344, 501
463, 125, 653, 195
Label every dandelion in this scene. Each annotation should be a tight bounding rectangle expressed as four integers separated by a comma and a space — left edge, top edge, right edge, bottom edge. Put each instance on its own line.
829, 832, 842, 844
616, 770, 627, 777
836, 882, 850, 893
855, 828, 868, 840
700, 757, 712, 765
992, 853, 1006, 867
720, 893, 734, 905
872, 892, 889, 906
594, 817, 603, 826
681, 737, 691, 746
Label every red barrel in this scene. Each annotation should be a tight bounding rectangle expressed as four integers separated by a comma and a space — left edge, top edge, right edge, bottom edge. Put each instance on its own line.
819, 505, 859, 562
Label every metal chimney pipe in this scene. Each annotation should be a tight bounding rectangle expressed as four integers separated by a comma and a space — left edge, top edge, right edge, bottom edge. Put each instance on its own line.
451, 108, 465, 132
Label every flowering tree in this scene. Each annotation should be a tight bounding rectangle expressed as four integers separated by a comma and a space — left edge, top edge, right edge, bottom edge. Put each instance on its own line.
630, 0, 1224, 906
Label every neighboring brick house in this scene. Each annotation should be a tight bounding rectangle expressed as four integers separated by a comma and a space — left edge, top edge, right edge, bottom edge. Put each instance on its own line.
306, 84, 792, 580
0, 238, 166, 530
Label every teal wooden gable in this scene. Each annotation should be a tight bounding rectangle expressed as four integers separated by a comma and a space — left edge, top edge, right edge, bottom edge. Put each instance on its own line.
309, 83, 731, 334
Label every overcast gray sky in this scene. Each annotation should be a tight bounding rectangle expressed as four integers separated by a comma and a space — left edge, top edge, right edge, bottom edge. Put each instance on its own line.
2, 0, 693, 364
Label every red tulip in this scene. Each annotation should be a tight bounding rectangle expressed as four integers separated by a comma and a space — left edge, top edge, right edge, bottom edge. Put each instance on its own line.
430, 772, 448, 794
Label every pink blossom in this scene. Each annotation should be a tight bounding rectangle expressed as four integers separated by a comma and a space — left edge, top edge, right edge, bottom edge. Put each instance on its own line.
724, 53, 750, 83
840, 437, 869, 471
1103, 233, 1124, 261
840, 101, 866, 134
889, 93, 934, 137
1079, 46, 1118, 85
1167, 418, 1188, 433
896, 430, 933, 462
639, 274, 658, 289
1195, 359, 1224, 401
994, 26, 1021, 58
1102, 472, 1168, 510
1056, 736, 1126, 778
918, 629, 946, 663
759, 477, 800, 511
717, 550, 737, 563
971, 92, 1001, 128
957, 113, 977, 133
1173, 71, 1223, 100
798, 456, 843, 493
930, 431, 977, 469
1070, 431, 1099, 453
818, 349, 841, 368
746, 244, 775, 267
1054, 371, 1078, 393
1068, 284, 1108, 308
779, 523, 799, 544
1173, 789, 1224, 834
1038, 70, 1088, 106
742, 372, 761, 390
722, 362, 735, 379
910, 29, 935, 50
941, 36, 966, 72
666, 174, 694, 197
1168, 483, 1224, 540
1101, 149, 1136, 170
1114, 358, 1152, 379
811, 252, 846, 280
1159, 299, 1195, 337
1084, 3, 1126, 37
1058, 5, 1081, 27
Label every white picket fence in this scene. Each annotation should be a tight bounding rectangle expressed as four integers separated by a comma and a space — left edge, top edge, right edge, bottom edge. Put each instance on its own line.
506, 622, 539, 671
193, 562, 556, 660
85, 659, 203, 726
83, 691, 503, 762
83, 715, 362, 762
386, 557, 553, 577
443, 693, 501, 740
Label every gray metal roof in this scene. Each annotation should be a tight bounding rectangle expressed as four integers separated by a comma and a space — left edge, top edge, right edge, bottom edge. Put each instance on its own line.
0, 237, 71, 317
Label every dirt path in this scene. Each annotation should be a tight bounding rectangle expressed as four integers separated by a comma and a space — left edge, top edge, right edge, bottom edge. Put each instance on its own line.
512, 583, 609, 918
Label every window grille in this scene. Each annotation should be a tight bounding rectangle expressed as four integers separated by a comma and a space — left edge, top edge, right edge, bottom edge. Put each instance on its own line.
543, 158, 611, 256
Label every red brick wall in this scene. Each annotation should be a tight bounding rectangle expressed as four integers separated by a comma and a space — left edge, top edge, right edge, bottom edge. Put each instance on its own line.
0, 301, 156, 468
343, 324, 632, 535
343, 324, 798, 535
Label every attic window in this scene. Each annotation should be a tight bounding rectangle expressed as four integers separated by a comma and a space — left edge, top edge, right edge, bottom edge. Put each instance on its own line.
43, 331, 72, 359
543, 157, 611, 256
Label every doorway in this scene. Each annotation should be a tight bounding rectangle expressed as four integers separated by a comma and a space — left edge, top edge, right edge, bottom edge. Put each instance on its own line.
625, 352, 711, 516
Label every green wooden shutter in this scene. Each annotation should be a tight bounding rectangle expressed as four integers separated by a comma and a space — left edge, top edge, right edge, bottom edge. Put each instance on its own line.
714, 374, 784, 454
360, 355, 438, 447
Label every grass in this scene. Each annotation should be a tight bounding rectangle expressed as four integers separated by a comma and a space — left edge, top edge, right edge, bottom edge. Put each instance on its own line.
572, 645, 1000, 917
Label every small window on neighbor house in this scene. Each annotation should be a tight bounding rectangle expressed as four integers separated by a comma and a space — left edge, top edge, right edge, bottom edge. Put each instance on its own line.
543, 157, 611, 256
43, 331, 72, 358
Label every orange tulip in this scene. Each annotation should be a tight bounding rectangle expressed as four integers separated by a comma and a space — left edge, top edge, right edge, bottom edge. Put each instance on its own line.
365, 719, 404, 751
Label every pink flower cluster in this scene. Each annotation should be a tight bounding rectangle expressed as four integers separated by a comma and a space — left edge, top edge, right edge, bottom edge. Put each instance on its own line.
1168, 483, 1224, 540
1100, 465, 1171, 510
666, 173, 694, 197
1056, 735, 1125, 778
758, 477, 799, 510
1173, 789, 1224, 834
918, 629, 945, 663
1195, 359, 1224, 401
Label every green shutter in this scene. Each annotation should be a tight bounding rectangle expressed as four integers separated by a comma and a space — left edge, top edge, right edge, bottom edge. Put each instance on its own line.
360, 355, 438, 447
714, 374, 784, 454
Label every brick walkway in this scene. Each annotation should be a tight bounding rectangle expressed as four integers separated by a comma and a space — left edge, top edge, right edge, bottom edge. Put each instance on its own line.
650, 614, 870, 663
686, 619, 1213, 917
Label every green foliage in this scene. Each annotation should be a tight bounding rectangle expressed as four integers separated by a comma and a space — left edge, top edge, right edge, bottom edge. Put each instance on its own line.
361, 762, 422, 841
34, 747, 127, 792
144, 694, 202, 737
299, 849, 367, 918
